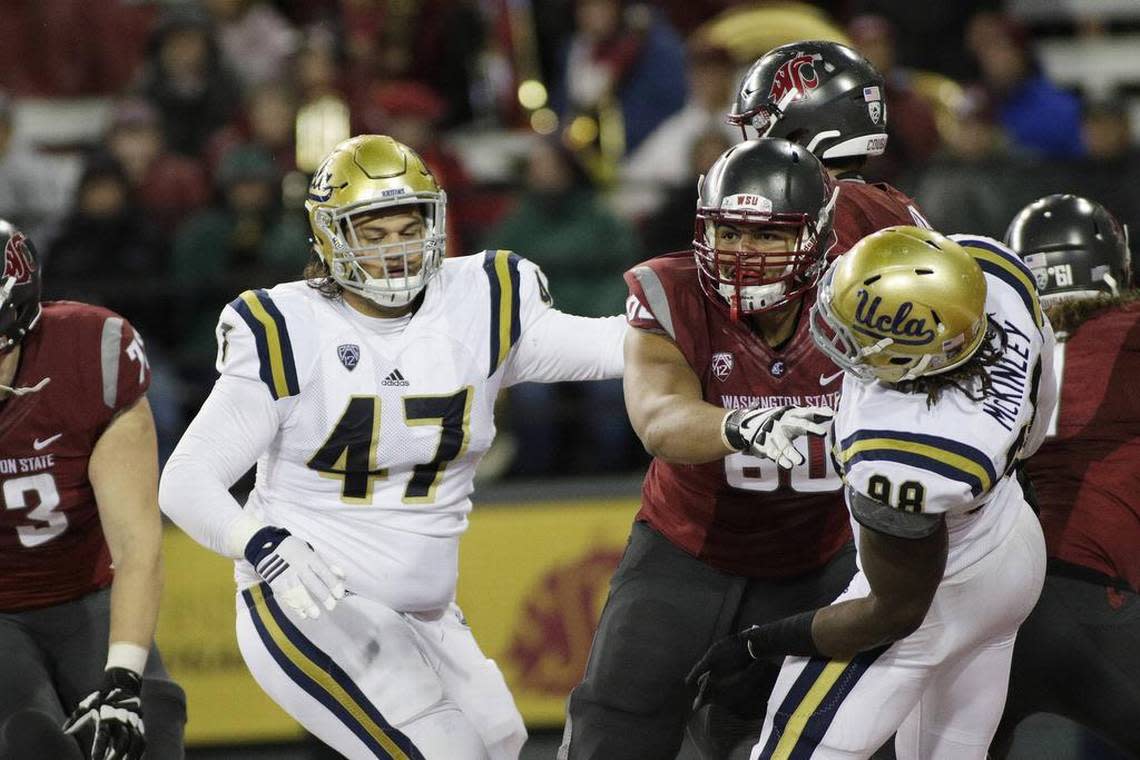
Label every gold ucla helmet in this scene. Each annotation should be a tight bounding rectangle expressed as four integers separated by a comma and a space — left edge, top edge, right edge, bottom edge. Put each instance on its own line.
810, 226, 988, 383
305, 135, 446, 307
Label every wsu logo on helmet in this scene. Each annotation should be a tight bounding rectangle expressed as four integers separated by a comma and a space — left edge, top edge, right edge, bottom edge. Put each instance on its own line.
3, 233, 34, 284
768, 53, 824, 105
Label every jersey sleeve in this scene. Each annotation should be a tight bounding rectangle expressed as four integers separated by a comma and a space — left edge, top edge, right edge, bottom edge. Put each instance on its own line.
623, 264, 674, 337
215, 289, 303, 400
837, 427, 999, 522
95, 314, 151, 422
488, 250, 626, 385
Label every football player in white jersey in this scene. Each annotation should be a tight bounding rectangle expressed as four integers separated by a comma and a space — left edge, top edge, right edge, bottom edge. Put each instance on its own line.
687, 227, 1056, 760
159, 135, 627, 760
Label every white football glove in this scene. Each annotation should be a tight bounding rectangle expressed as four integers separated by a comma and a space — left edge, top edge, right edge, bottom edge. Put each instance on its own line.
722, 405, 835, 469
244, 527, 346, 619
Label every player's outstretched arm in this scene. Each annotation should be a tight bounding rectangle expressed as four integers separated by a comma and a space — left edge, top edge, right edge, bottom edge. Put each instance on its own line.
624, 327, 738, 464
809, 514, 947, 659
688, 512, 947, 692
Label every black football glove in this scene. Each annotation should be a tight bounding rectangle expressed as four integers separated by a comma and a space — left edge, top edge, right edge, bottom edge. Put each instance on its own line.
62, 667, 145, 760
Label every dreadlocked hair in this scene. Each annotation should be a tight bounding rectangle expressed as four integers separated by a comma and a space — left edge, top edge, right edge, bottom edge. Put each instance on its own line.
894, 318, 1008, 407
1047, 291, 1140, 337
303, 253, 344, 300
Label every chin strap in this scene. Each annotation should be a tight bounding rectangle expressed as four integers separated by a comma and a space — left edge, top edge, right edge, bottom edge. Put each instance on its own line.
0, 376, 50, 397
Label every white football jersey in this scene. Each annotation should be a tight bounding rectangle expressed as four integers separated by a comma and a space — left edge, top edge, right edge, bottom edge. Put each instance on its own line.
833, 235, 1057, 575
213, 251, 620, 611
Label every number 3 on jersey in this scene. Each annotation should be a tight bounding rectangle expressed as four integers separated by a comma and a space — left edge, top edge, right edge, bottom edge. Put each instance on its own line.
307, 387, 473, 504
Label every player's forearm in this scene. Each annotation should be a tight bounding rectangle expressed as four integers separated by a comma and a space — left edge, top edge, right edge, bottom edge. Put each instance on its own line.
808, 595, 923, 660
159, 376, 278, 558
509, 312, 627, 383
636, 396, 735, 464
107, 544, 162, 660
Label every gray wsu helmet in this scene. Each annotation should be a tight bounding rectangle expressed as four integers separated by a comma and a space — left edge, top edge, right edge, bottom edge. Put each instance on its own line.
728, 40, 888, 161
1005, 194, 1131, 305
694, 138, 837, 319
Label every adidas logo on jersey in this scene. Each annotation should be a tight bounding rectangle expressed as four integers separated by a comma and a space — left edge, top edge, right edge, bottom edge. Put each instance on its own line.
381, 369, 410, 387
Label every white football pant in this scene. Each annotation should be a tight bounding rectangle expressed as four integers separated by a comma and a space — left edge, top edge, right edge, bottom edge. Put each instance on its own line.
236, 585, 527, 760
751, 500, 1046, 760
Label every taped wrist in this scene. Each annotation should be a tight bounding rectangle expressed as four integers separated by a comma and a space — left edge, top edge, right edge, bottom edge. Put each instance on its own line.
743, 610, 822, 659
721, 409, 749, 451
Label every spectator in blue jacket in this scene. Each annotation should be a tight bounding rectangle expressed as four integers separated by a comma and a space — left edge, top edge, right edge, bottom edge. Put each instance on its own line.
966, 12, 1085, 159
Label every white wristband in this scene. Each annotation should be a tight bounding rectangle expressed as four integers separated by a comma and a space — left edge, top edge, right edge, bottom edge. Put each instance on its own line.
106, 642, 149, 676
224, 513, 269, 560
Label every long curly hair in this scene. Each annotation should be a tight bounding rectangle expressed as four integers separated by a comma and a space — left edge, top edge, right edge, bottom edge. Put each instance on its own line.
894, 318, 1008, 407
303, 253, 343, 300
1046, 291, 1140, 337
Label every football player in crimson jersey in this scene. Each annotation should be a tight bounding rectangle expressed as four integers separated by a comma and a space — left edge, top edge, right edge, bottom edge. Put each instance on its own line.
0, 221, 185, 760
728, 40, 931, 252
992, 195, 1140, 758
560, 138, 854, 760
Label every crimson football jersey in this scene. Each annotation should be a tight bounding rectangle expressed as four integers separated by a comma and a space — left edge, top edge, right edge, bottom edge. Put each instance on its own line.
832, 176, 928, 255
1025, 302, 1140, 592
0, 301, 150, 610
625, 253, 850, 577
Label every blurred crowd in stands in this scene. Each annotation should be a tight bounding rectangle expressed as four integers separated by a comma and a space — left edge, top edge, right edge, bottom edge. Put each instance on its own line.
1, 0, 1136, 477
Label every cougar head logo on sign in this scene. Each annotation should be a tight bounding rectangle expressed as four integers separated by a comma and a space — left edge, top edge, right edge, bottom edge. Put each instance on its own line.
768, 53, 823, 105
3, 233, 34, 285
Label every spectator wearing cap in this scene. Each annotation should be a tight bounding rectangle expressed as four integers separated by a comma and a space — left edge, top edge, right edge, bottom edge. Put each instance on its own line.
618, 40, 740, 219
134, 7, 242, 156
104, 98, 210, 235
966, 11, 1085, 159
359, 81, 476, 256
172, 144, 309, 359
847, 14, 941, 184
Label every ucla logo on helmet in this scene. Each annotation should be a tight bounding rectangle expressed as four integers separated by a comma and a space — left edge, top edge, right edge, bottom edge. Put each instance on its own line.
852, 289, 936, 345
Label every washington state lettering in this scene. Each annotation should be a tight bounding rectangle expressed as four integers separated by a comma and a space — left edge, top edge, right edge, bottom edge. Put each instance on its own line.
0, 454, 55, 475
852, 290, 936, 345
982, 319, 1032, 431
721, 391, 840, 410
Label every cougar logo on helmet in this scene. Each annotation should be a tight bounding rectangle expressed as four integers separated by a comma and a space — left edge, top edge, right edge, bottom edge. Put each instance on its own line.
3, 233, 34, 285
768, 53, 822, 106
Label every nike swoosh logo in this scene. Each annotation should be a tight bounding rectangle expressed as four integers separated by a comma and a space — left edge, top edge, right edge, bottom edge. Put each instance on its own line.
819, 370, 843, 386
33, 433, 62, 450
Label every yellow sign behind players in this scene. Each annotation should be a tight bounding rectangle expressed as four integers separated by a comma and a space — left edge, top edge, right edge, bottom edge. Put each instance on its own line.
457, 498, 636, 726
157, 496, 638, 744
157, 527, 306, 745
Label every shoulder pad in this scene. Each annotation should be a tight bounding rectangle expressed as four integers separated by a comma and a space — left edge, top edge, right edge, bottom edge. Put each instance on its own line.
224, 288, 302, 399
952, 235, 1044, 329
